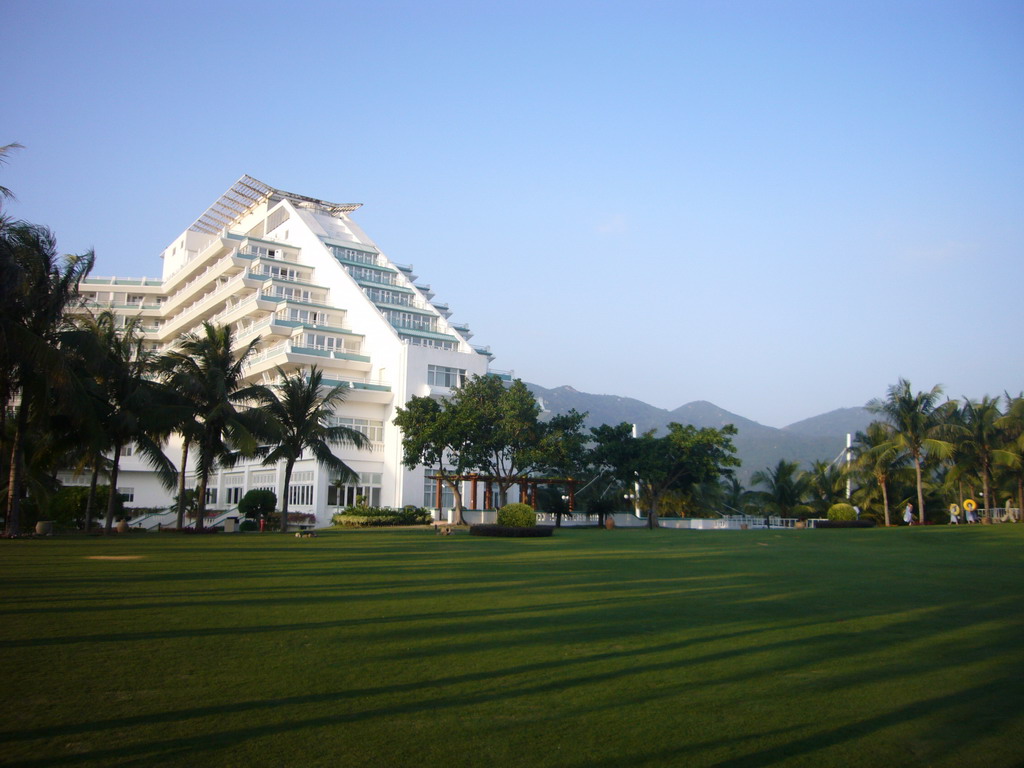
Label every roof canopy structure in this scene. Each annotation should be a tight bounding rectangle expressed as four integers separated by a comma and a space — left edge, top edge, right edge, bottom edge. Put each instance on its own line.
189, 175, 362, 235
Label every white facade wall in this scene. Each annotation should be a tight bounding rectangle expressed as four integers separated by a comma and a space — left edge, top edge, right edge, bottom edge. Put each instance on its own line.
78, 177, 495, 526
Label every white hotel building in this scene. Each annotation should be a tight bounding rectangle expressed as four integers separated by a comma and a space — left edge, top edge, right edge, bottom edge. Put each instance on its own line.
74, 176, 499, 526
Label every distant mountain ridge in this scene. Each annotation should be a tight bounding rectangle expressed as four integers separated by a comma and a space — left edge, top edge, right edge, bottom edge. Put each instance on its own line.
526, 383, 874, 484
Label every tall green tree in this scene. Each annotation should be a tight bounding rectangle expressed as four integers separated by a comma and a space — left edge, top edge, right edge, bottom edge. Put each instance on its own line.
2, 222, 93, 535
751, 459, 811, 518
849, 421, 907, 526
158, 322, 266, 531
0, 142, 23, 209
450, 375, 532, 503
393, 376, 586, 521
866, 379, 953, 525
951, 396, 1018, 519
253, 366, 368, 532
467, 378, 589, 503
720, 475, 754, 516
590, 421, 739, 523
170, 419, 202, 530
806, 459, 846, 517
393, 393, 478, 523
996, 393, 1024, 520
77, 311, 177, 532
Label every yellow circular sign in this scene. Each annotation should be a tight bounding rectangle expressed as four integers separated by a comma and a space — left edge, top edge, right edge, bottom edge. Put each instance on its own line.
949, 503, 960, 515
963, 499, 977, 512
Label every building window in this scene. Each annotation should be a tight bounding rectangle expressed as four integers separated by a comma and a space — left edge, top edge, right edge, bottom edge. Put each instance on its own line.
330, 245, 379, 265
405, 336, 456, 351
206, 488, 218, 505
428, 365, 466, 388
301, 333, 348, 352
118, 488, 135, 503
329, 472, 382, 508
423, 477, 455, 509
347, 265, 397, 286
327, 416, 384, 443
288, 471, 314, 507
250, 471, 277, 492
263, 286, 312, 302
364, 287, 411, 307
224, 473, 244, 506
383, 309, 437, 333
288, 485, 314, 506
260, 264, 301, 281
282, 308, 330, 326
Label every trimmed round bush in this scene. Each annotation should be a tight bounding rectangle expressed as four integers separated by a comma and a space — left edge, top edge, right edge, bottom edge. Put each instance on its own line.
496, 503, 537, 527
238, 489, 277, 519
827, 503, 857, 522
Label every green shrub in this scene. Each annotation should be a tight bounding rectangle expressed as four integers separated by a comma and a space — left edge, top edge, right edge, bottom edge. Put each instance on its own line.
331, 506, 432, 527
238, 519, 259, 532
496, 503, 537, 527
238, 489, 277, 519
827, 503, 857, 522
43, 485, 122, 529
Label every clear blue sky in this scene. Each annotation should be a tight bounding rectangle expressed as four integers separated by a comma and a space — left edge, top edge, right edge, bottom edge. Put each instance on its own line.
3, 0, 1022, 427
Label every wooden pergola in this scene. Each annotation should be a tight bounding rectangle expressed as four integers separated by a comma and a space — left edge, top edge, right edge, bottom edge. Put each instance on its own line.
427, 473, 578, 512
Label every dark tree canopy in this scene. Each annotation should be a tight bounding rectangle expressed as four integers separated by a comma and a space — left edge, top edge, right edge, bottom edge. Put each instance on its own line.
590, 421, 740, 517
393, 375, 589, 519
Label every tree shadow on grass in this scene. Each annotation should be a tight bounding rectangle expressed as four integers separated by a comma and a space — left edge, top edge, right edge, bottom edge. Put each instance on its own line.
5, 597, 1022, 767
5, 644, 1020, 768
4, 529, 1023, 766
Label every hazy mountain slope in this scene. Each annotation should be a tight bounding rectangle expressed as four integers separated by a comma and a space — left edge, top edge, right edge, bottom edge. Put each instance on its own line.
528, 385, 670, 435
783, 407, 874, 438
526, 383, 858, 484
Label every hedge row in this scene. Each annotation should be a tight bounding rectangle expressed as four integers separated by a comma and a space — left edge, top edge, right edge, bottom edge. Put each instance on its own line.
469, 524, 554, 538
331, 507, 433, 527
813, 520, 877, 528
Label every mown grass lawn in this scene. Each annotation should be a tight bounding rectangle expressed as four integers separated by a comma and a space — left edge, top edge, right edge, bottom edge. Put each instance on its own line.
1, 525, 1022, 767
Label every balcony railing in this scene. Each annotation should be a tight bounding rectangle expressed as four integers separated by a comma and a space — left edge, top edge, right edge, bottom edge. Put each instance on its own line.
82, 276, 163, 287
242, 341, 368, 370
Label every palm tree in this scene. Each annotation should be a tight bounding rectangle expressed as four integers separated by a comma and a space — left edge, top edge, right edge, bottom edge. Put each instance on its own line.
867, 379, 953, 525
170, 421, 202, 530
253, 366, 368, 532
158, 322, 266, 531
996, 393, 1024, 520
78, 312, 178, 532
806, 459, 846, 517
0, 142, 23, 208
948, 396, 1017, 520
2, 222, 94, 535
751, 459, 810, 518
849, 421, 907, 527
720, 475, 754, 516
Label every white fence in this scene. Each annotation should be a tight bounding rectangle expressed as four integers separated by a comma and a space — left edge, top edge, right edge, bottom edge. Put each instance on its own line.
439, 510, 819, 530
